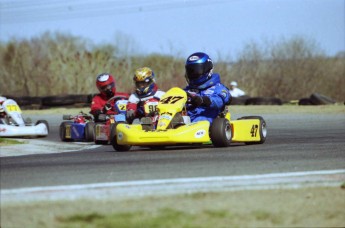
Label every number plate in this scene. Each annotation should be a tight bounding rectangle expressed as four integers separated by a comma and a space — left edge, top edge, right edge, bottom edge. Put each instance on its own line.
5, 104, 21, 113
65, 125, 71, 138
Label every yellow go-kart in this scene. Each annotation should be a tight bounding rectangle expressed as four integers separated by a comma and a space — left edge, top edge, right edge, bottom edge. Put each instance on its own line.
110, 87, 267, 152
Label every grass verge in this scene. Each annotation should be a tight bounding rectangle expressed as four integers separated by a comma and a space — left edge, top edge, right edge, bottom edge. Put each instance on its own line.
2, 186, 345, 227
0, 138, 26, 146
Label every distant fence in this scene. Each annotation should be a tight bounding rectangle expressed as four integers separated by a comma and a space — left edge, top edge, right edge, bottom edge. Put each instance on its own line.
3, 92, 338, 110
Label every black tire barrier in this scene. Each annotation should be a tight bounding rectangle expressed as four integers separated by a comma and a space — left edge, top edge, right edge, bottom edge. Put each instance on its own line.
42, 95, 75, 107
4, 95, 42, 106
42, 95, 85, 107
309, 93, 336, 105
230, 95, 250, 105
245, 97, 282, 105
298, 98, 313, 105
87, 94, 96, 103
3, 95, 42, 110
6, 93, 337, 108
68, 94, 90, 104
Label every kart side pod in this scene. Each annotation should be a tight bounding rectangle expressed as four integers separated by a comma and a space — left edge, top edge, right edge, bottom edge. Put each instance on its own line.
230, 116, 267, 144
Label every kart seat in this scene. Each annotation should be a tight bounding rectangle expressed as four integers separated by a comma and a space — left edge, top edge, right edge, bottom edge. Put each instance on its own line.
170, 112, 185, 129
141, 117, 156, 131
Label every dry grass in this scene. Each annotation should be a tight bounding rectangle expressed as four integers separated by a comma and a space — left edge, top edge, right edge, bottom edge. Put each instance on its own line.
1, 34, 344, 101
2, 186, 345, 228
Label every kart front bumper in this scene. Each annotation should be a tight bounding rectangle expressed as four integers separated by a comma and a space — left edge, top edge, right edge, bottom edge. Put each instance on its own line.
115, 121, 211, 146
0, 123, 48, 137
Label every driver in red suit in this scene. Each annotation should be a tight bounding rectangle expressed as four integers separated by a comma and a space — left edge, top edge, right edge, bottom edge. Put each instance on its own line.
90, 73, 129, 121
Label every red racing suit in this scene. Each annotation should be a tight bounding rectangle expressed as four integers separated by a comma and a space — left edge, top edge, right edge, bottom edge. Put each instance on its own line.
90, 92, 129, 119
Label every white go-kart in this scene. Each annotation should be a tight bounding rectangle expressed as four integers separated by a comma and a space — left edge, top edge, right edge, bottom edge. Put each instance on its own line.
0, 99, 49, 137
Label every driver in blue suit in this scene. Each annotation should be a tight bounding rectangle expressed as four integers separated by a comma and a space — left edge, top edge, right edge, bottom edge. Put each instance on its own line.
183, 52, 231, 123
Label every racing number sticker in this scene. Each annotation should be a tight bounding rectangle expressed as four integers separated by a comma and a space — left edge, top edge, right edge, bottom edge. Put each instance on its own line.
6, 104, 21, 112
160, 96, 184, 104
66, 125, 71, 138
116, 100, 127, 111
148, 105, 156, 112
250, 124, 258, 137
144, 101, 158, 113
118, 104, 126, 111
96, 125, 100, 136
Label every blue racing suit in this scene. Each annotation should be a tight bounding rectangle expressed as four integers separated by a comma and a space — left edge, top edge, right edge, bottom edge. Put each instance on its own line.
184, 73, 231, 123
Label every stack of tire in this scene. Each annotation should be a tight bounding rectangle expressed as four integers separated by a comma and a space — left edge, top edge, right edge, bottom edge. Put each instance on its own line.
3, 94, 95, 110
230, 93, 338, 106
4, 92, 340, 109
40, 94, 92, 109
298, 93, 336, 105
230, 95, 282, 105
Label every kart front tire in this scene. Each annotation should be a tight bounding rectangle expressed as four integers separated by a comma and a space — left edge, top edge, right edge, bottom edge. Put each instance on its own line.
85, 122, 95, 142
110, 123, 131, 152
238, 116, 267, 144
59, 121, 73, 142
210, 118, 232, 147
36, 119, 50, 134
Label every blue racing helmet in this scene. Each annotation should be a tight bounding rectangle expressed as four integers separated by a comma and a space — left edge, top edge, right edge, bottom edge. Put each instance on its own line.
185, 52, 213, 86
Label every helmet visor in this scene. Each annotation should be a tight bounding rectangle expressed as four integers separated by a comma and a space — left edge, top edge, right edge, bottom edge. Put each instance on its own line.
135, 81, 151, 89
100, 82, 114, 93
185, 64, 204, 79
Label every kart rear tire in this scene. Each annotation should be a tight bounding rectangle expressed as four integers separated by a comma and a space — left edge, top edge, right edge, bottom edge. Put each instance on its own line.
110, 123, 131, 152
36, 120, 50, 133
59, 121, 73, 142
237, 116, 267, 144
95, 140, 108, 145
85, 122, 95, 142
210, 118, 232, 147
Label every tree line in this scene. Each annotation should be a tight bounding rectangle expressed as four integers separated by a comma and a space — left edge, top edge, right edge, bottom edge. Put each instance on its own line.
0, 32, 344, 102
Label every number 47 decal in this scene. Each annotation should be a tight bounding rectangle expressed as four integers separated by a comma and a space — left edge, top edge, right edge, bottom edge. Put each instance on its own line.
250, 124, 258, 137
160, 96, 184, 104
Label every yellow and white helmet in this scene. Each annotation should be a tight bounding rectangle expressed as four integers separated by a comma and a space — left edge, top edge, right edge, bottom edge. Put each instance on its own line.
133, 67, 156, 95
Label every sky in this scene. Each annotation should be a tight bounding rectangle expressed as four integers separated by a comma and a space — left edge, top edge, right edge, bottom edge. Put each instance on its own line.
0, 0, 344, 61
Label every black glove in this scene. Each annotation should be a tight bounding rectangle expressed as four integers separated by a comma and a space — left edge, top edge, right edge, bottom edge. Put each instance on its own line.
190, 96, 211, 107
126, 110, 135, 123
201, 96, 211, 107
91, 109, 102, 122
190, 95, 203, 107
103, 103, 112, 112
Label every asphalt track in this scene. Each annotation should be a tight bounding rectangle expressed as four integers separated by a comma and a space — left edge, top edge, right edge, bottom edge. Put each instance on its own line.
1, 111, 345, 192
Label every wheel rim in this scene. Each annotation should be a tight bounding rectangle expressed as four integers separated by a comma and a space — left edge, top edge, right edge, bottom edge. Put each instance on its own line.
225, 123, 232, 140
261, 122, 267, 138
